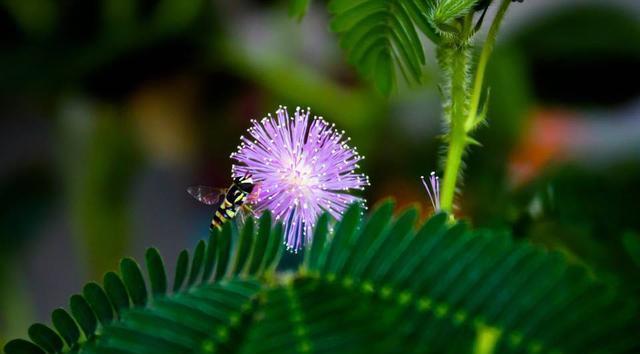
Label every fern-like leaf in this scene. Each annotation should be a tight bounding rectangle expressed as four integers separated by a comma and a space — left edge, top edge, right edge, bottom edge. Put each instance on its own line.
5, 203, 640, 354
293, 201, 639, 353
4, 213, 283, 354
239, 203, 639, 353
328, 0, 439, 95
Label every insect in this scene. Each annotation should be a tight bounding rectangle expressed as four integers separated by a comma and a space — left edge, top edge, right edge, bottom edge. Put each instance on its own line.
187, 175, 256, 230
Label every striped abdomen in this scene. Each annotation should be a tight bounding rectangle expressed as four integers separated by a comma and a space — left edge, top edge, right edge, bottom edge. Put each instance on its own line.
210, 184, 249, 230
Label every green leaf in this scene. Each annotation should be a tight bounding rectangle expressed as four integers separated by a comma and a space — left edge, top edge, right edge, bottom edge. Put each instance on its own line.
340, 200, 395, 276
214, 224, 233, 280
375, 51, 395, 96
69, 294, 97, 338
5, 214, 284, 354
3, 339, 44, 354
288, 0, 311, 21
468, 87, 490, 131
82, 283, 113, 326
465, 136, 483, 146
248, 213, 272, 275
28, 324, 62, 354
5, 205, 639, 354
321, 203, 362, 275
302, 206, 639, 353
96, 280, 261, 354
103, 272, 130, 315
145, 248, 167, 296
201, 230, 219, 282
359, 207, 418, 280
263, 222, 284, 272
120, 258, 148, 307
233, 218, 255, 275
328, 0, 440, 94
172, 250, 189, 292
51, 309, 80, 348
304, 213, 330, 270
187, 240, 206, 286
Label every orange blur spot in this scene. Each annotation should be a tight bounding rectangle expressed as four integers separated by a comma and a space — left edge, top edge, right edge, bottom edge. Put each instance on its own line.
508, 108, 582, 187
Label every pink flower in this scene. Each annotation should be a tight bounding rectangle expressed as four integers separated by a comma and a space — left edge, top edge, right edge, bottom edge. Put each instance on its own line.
231, 106, 369, 252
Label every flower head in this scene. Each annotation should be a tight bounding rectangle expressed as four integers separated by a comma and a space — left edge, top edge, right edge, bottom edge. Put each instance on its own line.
421, 172, 441, 212
231, 106, 369, 252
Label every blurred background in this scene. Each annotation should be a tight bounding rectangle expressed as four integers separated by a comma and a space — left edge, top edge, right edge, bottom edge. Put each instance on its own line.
1, 0, 639, 344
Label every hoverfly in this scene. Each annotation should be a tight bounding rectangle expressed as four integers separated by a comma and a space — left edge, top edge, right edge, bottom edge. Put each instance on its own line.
188, 174, 256, 230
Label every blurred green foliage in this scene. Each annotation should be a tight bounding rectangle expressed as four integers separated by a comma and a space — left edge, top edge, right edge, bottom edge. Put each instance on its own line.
0, 167, 56, 256
58, 102, 140, 278
288, 0, 311, 21
0, 167, 55, 344
0, 0, 213, 95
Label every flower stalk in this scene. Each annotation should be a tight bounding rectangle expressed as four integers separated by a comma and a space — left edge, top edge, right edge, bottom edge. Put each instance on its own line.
439, 43, 472, 214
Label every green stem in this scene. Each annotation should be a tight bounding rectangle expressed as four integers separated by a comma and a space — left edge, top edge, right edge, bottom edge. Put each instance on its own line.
441, 123, 467, 213
440, 44, 471, 214
439, 0, 511, 215
466, 0, 512, 130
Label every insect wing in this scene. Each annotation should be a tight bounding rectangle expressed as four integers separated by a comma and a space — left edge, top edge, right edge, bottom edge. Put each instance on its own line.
245, 182, 262, 205
233, 204, 255, 231
187, 185, 226, 205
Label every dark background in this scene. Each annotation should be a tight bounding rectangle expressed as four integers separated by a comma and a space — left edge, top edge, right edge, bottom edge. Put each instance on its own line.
1, 0, 639, 344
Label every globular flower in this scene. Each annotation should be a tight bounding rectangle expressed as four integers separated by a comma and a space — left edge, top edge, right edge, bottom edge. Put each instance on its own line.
421, 172, 441, 212
231, 106, 369, 252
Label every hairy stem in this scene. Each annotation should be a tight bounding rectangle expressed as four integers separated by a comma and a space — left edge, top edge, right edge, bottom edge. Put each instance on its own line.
440, 44, 471, 214
439, 0, 512, 215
